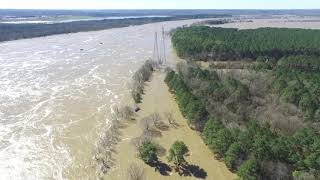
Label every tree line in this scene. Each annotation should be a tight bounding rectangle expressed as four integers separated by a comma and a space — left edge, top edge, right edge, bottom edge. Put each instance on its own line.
0, 14, 225, 42
172, 26, 320, 61
166, 63, 251, 130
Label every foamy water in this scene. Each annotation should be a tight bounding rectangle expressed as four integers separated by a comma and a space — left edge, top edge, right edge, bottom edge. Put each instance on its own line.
0, 19, 204, 179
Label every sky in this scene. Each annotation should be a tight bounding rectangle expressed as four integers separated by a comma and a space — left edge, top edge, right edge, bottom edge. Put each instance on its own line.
1, 0, 320, 9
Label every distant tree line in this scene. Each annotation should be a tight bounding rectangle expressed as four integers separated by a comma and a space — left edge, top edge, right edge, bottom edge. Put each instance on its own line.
191, 19, 231, 26
172, 26, 320, 61
0, 14, 225, 42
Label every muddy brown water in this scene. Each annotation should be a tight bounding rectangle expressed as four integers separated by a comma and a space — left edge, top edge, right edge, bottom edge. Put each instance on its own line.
0, 19, 210, 180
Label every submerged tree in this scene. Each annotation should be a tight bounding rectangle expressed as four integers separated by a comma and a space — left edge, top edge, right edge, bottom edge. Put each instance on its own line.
167, 141, 189, 167
138, 141, 158, 164
131, 60, 156, 103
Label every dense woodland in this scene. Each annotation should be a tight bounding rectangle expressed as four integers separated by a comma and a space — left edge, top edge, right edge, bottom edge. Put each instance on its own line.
172, 26, 320, 61
167, 26, 320, 179
255, 55, 320, 122
273, 58, 320, 122
165, 65, 320, 180
0, 14, 223, 42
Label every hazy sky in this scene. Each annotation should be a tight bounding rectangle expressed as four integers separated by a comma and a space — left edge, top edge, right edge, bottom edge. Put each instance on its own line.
1, 0, 319, 9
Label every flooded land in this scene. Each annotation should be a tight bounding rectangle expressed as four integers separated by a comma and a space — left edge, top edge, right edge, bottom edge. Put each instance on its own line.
105, 71, 237, 180
0, 19, 206, 179
1, 15, 320, 180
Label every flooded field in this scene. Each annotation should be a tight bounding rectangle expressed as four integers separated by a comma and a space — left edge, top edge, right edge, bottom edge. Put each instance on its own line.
106, 71, 237, 180
0, 19, 204, 180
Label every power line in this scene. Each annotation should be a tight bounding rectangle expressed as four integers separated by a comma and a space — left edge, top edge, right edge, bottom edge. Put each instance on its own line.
161, 26, 167, 64
153, 27, 167, 65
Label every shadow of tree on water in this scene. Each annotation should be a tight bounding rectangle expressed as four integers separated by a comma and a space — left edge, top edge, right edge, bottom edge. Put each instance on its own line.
175, 164, 207, 179
149, 161, 172, 176
148, 161, 207, 179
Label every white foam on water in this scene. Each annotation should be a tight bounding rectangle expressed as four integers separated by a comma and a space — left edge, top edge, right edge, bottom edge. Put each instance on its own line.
0, 18, 202, 179
83, 37, 93, 43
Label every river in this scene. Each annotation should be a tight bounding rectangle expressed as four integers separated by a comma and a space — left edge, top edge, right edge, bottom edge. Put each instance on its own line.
0, 19, 205, 180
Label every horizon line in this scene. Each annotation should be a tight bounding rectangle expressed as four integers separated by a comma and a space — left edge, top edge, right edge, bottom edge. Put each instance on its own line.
1, 8, 320, 10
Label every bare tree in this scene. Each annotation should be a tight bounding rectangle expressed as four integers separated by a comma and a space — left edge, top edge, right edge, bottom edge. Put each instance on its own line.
155, 120, 169, 131
127, 163, 145, 180
95, 129, 117, 177
148, 112, 169, 131
139, 116, 155, 132
131, 60, 157, 103
150, 112, 161, 123
139, 113, 164, 131
164, 112, 178, 128
119, 106, 134, 120
151, 112, 165, 129
131, 133, 152, 150
113, 105, 134, 120
94, 108, 125, 177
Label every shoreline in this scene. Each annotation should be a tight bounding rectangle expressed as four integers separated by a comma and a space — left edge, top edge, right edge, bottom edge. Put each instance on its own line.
104, 70, 237, 179
0, 18, 214, 45
0, 16, 221, 43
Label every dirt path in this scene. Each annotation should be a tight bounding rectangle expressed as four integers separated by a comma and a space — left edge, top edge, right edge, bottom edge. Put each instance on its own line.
105, 71, 236, 180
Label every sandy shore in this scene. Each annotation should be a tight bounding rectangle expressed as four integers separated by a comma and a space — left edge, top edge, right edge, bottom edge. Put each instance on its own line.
105, 71, 236, 180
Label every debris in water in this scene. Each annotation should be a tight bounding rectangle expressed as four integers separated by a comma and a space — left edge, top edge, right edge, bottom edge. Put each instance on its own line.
134, 107, 140, 112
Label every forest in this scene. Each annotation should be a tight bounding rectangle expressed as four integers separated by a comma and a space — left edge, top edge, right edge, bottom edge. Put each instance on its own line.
167, 26, 320, 180
165, 64, 320, 180
272, 58, 320, 122
0, 14, 224, 42
172, 26, 320, 61
254, 55, 320, 122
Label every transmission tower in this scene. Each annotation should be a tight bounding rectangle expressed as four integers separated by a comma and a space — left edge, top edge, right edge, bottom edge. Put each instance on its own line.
153, 27, 167, 65
153, 32, 161, 64
161, 26, 167, 64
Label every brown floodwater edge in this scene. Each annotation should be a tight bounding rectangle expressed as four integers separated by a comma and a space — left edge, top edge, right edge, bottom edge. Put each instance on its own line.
105, 71, 236, 180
